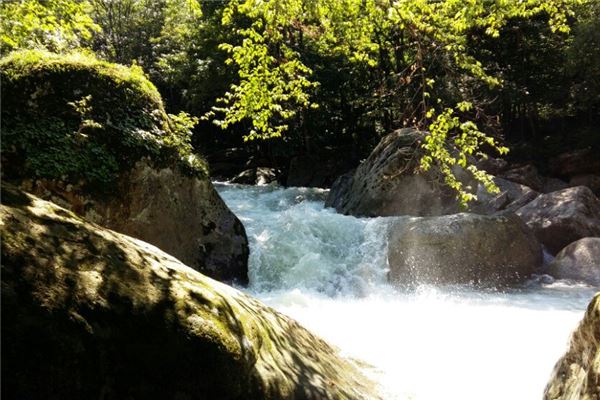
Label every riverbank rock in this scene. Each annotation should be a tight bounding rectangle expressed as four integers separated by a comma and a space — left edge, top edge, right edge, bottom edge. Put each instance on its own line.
230, 167, 280, 185
544, 293, 600, 400
499, 164, 544, 191
0, 50, 249, 283
387, 213, 542, 286
326, 128, 460, 217
549, 148, 600, 178
542, 177, 571, 194
571, 174, 600, 196
471, 177, 539, 214
547, 238, 600, 285
516, 186, 600, 255
1, 184, 378, 400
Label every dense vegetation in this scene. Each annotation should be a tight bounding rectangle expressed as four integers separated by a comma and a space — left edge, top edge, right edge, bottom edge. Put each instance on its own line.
0, 50, 206, 193
1, 0, 598, 202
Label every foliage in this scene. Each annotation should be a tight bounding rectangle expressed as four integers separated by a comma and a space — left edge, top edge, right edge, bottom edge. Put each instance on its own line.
89, 0, 202, 73
0, 50, 206, 193
0, 0, 99, 54
202, 0, 580, 205
1, 0, 598, 205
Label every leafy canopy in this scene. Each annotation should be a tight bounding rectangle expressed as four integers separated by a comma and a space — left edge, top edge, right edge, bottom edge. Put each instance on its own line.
207, 0, 580, 205
0, 0, 99, 53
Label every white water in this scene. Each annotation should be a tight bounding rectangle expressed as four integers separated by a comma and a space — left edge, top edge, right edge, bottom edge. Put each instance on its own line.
216, 183, 597, 400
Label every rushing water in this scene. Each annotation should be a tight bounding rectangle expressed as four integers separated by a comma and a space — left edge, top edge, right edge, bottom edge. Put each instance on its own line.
216, 183, 597, 400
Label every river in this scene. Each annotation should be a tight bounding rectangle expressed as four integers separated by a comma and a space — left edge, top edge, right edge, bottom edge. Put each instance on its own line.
216, 183, 597, 400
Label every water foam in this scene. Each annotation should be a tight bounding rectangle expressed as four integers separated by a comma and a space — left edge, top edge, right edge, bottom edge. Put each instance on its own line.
217, 183, 597, 400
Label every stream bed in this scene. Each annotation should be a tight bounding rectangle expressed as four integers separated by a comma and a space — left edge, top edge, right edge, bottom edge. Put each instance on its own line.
216, 183, 597, 400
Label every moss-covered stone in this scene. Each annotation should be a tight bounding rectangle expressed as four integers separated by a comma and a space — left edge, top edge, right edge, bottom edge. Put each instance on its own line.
0, 183, 378, 400
0, 49, 206, 193
0, 50, 248, 283
544, 293, 600, 400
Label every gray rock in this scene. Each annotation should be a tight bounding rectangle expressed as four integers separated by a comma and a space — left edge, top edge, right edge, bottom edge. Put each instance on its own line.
326, 128, 460, 217
230, 167, 280, 185
386, 213, 542, 286
20, 160, 249, 284
1, 184, 378, 400
499, 164, 544, 191
472, 177, 539, 214
516, 186, 600, 255
324, 171, 354, 209
476, 157, 509, 175
547, 237, 600, 285
544, 293, 600, 400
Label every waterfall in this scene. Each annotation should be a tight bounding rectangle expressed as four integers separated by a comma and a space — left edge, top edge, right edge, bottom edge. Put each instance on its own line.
217, 183, 596, 400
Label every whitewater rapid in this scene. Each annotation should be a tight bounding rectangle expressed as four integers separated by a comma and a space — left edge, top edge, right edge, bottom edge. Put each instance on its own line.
216, 183, 597, 400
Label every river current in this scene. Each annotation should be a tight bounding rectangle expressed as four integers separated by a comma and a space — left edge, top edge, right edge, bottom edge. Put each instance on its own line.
216, 183, 597, 400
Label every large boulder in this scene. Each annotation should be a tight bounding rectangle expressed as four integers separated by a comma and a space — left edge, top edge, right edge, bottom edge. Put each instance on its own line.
516, 186, 600, 255
1, 50, 248, 283
388, 213, 542, 286
547, 238, 600, 285
1, 184, 377, 400
544, 293, 600, 400
386, 213, 542, 286
326, 128, 460, 217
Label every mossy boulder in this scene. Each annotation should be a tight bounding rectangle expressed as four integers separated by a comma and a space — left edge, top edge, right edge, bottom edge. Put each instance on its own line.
544, 293, 600, 400
0, 50, 249, 283
1, 50, 205, 187
325, 128, 462, 217
0, 184, 378, 400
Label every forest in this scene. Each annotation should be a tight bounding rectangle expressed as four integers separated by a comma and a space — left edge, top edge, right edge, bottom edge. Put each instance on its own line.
2, 0, 599, 202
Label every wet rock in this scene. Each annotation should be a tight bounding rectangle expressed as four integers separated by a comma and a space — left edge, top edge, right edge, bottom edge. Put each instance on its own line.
516, 186, 600, 255
324, 171, 355, 210
1, 184, 378, 400
326, 128, 460, 217
387, 213, 542, 286
231, 167, 280, 185
547, 238, 600, 285
544, 293, 600, 400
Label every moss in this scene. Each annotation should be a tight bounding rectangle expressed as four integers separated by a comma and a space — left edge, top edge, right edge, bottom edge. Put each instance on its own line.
1, 183, 378, 400
0, 50, 207, 194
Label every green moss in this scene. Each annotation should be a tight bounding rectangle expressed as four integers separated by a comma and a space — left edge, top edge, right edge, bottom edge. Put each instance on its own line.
1, 183, 378, 400
0, 50, 207, 194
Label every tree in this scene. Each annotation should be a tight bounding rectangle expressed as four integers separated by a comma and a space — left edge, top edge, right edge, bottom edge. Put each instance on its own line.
205, 0, 580, 204
0, 0, 99, 54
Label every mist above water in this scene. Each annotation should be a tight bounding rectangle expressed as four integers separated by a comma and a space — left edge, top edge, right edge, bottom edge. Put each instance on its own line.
217, 183, 597, 400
